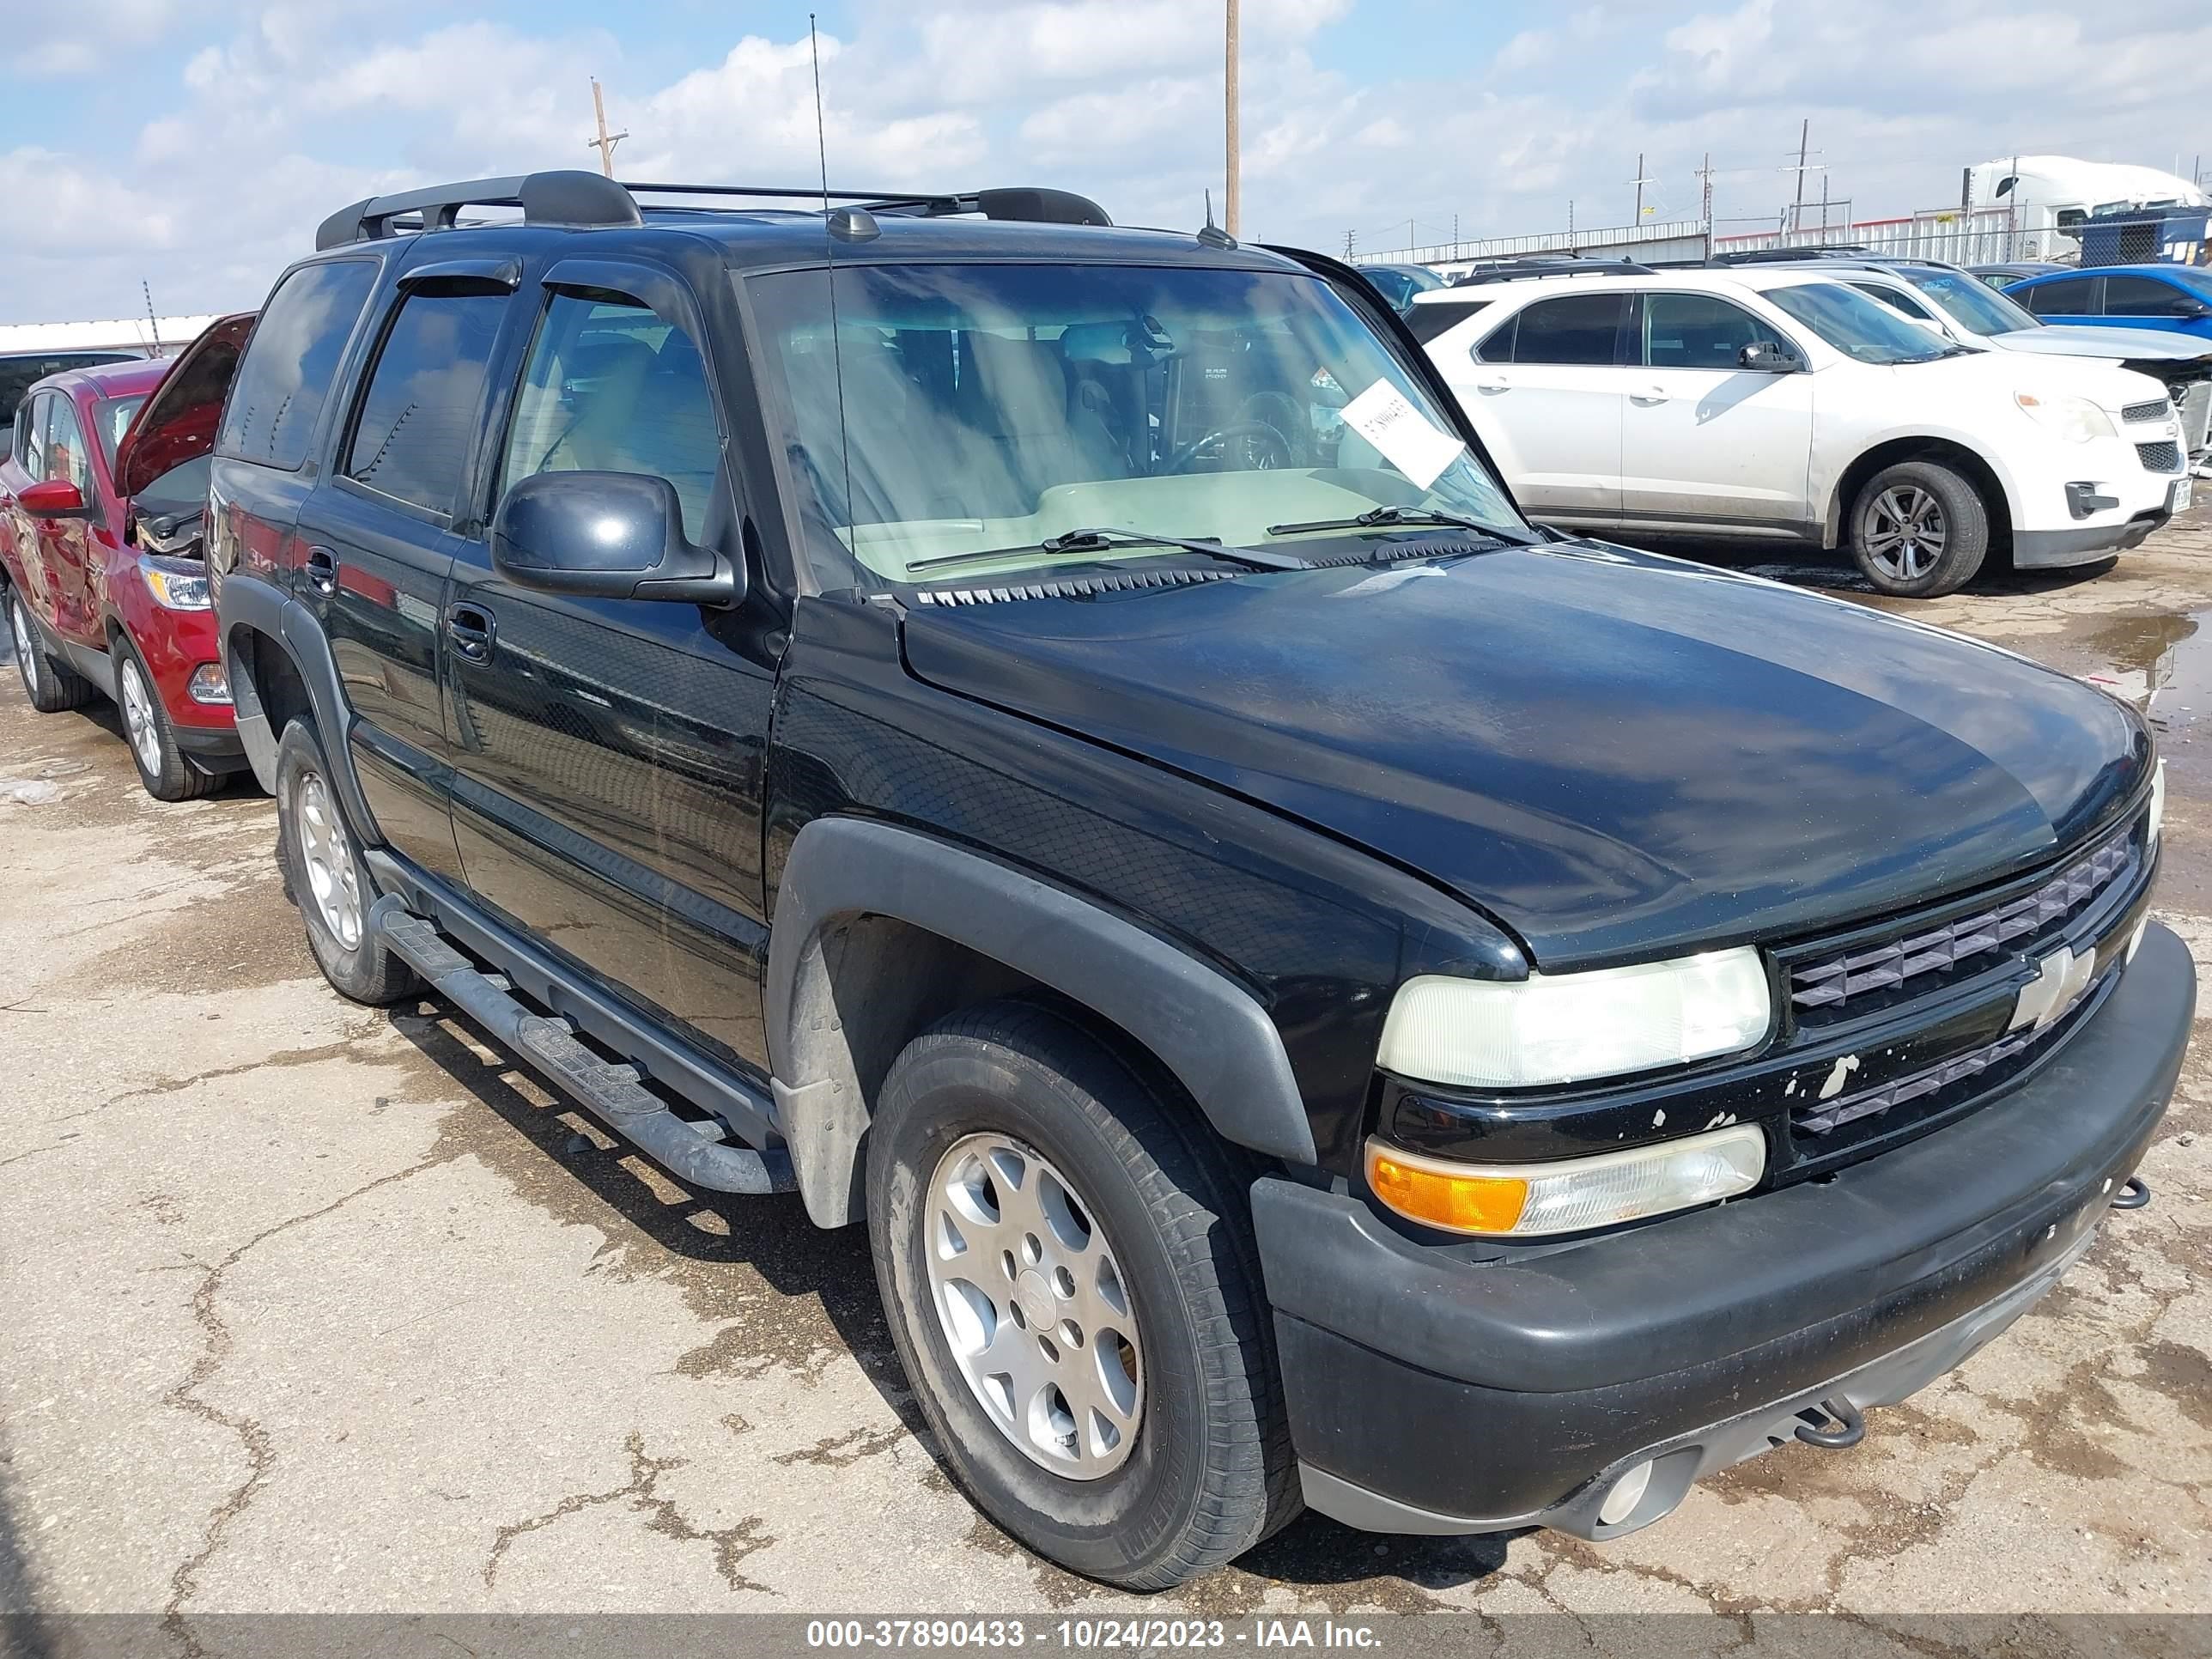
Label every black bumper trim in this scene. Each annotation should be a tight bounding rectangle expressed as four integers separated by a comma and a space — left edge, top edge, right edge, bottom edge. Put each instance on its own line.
1254, 921, 2191, 1526
2014, 512, 2166, 566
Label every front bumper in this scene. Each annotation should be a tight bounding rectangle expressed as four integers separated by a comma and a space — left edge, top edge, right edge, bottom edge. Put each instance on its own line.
2014, 435, 2185, 567
1254, 920, 2193, 1539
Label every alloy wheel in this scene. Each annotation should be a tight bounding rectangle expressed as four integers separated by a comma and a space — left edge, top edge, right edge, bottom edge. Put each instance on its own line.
119, 659, 162, 777
11, 600, 39, 699
925, 1132, 1143, 1480
294, 769, 364, 950
1863, 485, 1948, 583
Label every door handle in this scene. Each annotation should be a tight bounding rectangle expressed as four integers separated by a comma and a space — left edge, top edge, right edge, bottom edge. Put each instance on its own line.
1630, 386, 1668, 405
303, 544, 338, 594
1473, 380, 1511, 394
446, 602, 495, 663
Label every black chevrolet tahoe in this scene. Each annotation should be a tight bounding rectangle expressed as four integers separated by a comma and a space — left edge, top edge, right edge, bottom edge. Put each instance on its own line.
122, 170, 2189, 1589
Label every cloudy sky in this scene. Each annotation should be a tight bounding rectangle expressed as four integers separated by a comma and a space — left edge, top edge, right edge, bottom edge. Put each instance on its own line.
6, 0, 2207, 323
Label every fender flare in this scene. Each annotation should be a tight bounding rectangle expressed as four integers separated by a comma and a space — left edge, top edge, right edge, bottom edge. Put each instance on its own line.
220, 572, 382, 842
765, 817, 1317, 1226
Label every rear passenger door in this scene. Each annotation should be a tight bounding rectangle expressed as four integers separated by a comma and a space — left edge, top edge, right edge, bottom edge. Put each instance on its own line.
443, 262, 779, 1073
1462, 293, 1627, 526
2022, 275, 2101, 319
295, 266, 515, 884
1619, 291, 1815, 535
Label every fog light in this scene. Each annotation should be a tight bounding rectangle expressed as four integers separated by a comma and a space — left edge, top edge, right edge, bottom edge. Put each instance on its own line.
1598, 1460, 1653, 1527
186, 663, 231, 706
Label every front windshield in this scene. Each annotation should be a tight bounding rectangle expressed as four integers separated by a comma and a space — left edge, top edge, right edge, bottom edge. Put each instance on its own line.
1764, 281, 1951, 365
97, 394, 147, 467
747, 261, 1522, 590
1906, 270, 2038, 336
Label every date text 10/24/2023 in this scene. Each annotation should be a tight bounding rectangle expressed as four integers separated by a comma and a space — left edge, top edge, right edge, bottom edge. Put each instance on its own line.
804, 1620, 1383, 1650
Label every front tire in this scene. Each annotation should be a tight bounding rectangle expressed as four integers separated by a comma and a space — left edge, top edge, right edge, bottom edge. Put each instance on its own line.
114, 637, 220, 802
273, 719, 419, 1005
867, 1000, 1294, 1589
9, 592, 93, 713
1849, 460, 1989, 598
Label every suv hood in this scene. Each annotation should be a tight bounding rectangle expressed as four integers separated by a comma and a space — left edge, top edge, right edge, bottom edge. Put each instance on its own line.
1916, 345, 2170, 412
902, 544, 2148, 968
1993, 325, 2212, 368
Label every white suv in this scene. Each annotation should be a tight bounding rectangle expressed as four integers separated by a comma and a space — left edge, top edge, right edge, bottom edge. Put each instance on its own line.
1408, 266, 2190, 596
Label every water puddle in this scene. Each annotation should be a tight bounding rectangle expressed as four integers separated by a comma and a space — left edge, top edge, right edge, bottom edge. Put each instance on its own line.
2075, 611, 2212, 747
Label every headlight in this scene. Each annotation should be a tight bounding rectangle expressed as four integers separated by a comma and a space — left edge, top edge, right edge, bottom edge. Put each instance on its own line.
2148, 757, 2166, 848
141, 556, 211, 611
1376, 948, 1771, 1089
1366, 1124, 1767, 1237
2014, 390, 2115, 444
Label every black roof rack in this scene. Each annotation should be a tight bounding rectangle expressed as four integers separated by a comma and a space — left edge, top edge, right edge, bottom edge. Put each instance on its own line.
1448, 256, 1655, 287
315, 170, 1111, 250
1707, 245, 1872, 265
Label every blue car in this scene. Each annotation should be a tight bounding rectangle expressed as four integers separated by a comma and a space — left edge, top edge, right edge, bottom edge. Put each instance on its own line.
2006, 264, 2212, 341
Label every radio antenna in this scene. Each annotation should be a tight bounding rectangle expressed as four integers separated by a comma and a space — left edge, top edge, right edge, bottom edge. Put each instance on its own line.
809, 13, 856, 566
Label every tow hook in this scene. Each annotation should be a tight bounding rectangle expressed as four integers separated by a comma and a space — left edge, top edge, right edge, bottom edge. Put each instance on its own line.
2112, 1175, 2152, 1211
1793, 1396, 1866, 1449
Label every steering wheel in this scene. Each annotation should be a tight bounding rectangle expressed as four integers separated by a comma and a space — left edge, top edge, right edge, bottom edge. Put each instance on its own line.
1164, 421, 1295, 475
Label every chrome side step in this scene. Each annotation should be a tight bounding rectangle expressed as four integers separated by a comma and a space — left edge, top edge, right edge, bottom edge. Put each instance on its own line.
368, 895, 795, 1196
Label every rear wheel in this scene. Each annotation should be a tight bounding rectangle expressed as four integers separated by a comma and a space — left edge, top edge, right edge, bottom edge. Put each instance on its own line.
114, 638, 220, 802
9, 592, 93, 713
1849, 460, 1989, 598
867, 1000, 1294, 1589
274, 719, 419, 1005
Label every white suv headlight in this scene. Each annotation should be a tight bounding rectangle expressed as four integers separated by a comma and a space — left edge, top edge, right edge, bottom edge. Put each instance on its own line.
1376, 947, 1771, 1089
2014, 390, 2115, 444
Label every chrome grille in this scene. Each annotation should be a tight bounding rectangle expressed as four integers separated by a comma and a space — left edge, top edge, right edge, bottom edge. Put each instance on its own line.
1796, 969, 2111, 1136
2122, 398, 2171, 423
2137, 440, 2182, 473
1790, 836, 2132, 1019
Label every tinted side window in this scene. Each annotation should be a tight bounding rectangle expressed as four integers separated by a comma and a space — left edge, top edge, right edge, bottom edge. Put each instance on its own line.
1405, 298, 1492, 345
218, 259, 378, 470
1644, 293, 1772, 368
1501, 295, 1628, 365
2102, 276, 2187, 317
1848, 281, 1933, 320
499, 294, 721, 538
343, 291, 507, 515
18, 393, 49, 477
2027, 277, 2095, 316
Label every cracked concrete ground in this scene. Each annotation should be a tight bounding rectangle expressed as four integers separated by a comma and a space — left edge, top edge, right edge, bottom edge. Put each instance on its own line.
0, 514, 2208, 1632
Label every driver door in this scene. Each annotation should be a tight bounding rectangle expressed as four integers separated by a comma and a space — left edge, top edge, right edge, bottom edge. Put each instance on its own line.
1619, 292, 1815, 535
443, 260, 781, 1074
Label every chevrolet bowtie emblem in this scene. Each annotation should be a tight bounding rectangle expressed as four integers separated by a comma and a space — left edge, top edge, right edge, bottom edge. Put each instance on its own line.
2009, 944, 2097, 1033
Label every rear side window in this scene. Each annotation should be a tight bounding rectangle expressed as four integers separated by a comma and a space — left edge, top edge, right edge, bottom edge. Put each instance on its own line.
1481, 294, 1627, 365
343, 291, 507, 515
2025, 277, 2095, 316
1848, 281, 1933, 321
218, 259, 378, 470
1404, 298, 1493, 345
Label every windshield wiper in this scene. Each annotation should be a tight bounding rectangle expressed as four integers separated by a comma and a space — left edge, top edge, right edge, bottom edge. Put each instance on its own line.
1262, 503, 1521, 539
908, 526, 1310, 578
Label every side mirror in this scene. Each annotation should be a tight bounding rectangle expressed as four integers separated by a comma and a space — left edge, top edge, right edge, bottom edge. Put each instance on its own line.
490, 471, 742, 607
1739, 342, 1800, 373
18, 479, 93, 520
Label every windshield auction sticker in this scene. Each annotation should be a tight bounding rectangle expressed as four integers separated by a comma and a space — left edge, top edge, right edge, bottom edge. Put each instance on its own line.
1341, 379, 1466, 491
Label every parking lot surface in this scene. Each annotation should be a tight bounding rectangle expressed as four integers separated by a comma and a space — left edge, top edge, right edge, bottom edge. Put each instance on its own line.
2, 519, 2209, 1630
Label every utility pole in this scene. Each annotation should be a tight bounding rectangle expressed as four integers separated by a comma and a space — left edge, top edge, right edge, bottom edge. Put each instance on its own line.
1451, 212, 1459, 259
1791, 118, 1809, 234
1343, 228, 1355, 260
142, 280, 161, 351
1567, 198, 1575, 252
586, 77, 629, 178
1698, 152, 1715, 255
1224, 0, 1241, 238
1629, 152, 1652, 222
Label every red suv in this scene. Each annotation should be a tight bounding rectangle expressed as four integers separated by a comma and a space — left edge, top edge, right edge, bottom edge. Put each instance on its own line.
1, 321, 254, 799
